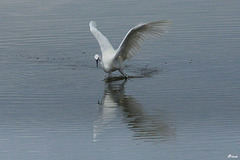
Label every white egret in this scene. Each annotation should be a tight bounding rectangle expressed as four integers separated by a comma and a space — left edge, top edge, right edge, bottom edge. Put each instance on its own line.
89, 20, 170, 78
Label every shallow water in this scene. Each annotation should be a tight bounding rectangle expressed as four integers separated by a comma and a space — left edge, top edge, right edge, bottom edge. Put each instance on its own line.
0, 0, 240, 159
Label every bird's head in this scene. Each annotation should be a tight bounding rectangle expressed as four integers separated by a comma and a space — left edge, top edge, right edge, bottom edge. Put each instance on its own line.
94, 54, 100, 68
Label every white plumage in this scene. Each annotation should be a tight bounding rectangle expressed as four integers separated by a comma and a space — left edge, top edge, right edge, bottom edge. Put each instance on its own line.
90, 20, 170, 77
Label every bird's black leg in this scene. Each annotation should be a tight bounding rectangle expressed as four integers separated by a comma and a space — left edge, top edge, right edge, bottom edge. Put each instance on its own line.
118, 69, 128, 79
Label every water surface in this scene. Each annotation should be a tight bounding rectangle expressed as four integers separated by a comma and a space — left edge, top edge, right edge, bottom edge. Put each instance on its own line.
0, 0, 239, 159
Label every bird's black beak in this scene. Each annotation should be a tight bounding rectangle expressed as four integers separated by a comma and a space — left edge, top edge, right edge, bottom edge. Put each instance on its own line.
96, 59, 99, 68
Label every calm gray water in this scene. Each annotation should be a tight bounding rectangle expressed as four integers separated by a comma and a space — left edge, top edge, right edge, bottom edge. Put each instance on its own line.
0, 0, 240, 159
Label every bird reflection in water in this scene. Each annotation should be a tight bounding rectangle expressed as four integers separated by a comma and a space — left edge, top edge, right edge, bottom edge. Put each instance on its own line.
93, 79, 175, 142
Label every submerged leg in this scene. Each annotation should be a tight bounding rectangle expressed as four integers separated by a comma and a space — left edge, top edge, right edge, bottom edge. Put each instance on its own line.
118, 69, 128, 79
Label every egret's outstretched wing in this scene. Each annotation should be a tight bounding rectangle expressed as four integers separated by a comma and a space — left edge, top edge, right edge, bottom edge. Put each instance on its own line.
115, 20, 171, 61
89, 21, 114, 53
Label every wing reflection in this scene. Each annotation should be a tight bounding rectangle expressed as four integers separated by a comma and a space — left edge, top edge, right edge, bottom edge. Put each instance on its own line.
93, 80, 175, 142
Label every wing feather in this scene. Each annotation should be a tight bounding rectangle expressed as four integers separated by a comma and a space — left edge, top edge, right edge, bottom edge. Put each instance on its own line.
89, 21, 114, 54
115, 20, 171, 61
